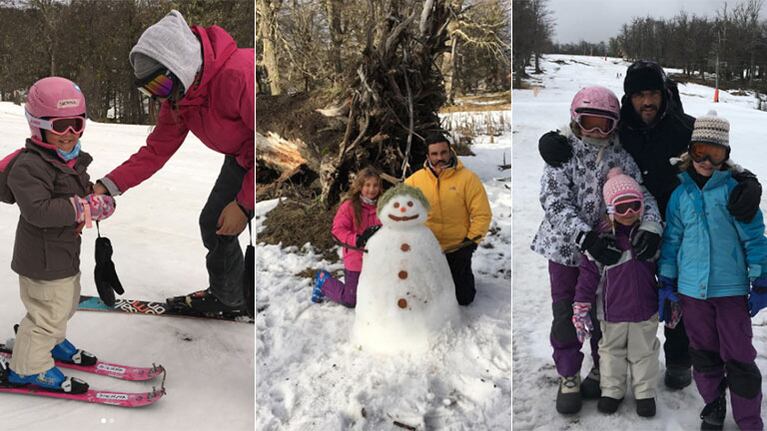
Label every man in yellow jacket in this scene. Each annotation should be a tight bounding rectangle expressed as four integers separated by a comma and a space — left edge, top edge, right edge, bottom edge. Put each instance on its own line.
405, 132, 492, 305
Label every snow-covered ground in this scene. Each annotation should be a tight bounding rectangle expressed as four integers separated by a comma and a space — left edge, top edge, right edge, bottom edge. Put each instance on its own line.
513, 54, 767, 430
255, 115, 511, 429
0, 102, 253, 430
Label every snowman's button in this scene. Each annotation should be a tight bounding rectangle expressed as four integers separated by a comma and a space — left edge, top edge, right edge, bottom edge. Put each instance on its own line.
401, 243, 410, 252
397, 298, 408, 308
398, 270, 408, 279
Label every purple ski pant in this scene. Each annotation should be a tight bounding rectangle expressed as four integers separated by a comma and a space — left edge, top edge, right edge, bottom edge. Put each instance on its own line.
549, 261, 600, 377
321, 270, 360, 308
680, 295, 763, 431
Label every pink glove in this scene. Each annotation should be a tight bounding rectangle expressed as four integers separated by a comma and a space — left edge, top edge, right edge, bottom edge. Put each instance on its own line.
71, 194, 116, 226
572, 302, 594, 344
665, 301, 683, 329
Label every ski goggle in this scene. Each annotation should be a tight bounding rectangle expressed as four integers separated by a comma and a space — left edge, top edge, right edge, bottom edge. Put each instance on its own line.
608, 196, 643, 216
25, 111, 86, 135
135, 68, 178, 99
689, 142, 728, 165
575, 112, 617, 135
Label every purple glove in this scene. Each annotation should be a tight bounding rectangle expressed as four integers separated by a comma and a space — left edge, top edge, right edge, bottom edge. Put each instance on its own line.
71, 194, 116, 225
572, 302, 593, 344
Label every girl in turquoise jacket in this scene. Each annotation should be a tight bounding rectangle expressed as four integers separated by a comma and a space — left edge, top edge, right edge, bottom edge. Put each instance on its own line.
658, 111, 767, 431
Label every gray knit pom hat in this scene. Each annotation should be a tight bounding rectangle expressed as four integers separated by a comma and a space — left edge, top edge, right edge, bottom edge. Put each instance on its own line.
129, 10, 202, 94
691, 110, 730, 148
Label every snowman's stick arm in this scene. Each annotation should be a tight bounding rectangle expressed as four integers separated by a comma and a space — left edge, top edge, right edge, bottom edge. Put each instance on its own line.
331, 233, 369, 253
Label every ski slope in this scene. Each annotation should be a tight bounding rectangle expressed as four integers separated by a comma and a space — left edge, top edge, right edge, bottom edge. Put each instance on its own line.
255, 114, 511, 430
0, 101, 254, 430
513, 54, 767, 430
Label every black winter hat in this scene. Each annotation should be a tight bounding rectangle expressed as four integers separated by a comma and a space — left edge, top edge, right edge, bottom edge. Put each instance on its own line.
624, 60, 666, 96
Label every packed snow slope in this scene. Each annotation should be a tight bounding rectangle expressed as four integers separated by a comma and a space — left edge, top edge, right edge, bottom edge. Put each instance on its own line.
513, 54, 767, 430
256, 114, 511, 430
0, 101, 253, 431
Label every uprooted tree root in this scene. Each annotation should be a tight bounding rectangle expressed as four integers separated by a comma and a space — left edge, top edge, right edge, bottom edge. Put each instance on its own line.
258, 198, 341, 262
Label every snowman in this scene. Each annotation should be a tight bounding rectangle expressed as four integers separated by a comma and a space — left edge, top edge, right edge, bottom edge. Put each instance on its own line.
352, 184, 460, 354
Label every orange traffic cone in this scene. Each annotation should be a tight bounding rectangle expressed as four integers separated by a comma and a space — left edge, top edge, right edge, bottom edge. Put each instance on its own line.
714, 88, 719, 103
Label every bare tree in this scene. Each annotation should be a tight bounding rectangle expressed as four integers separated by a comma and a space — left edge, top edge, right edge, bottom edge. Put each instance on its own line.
257, 0, 284, 95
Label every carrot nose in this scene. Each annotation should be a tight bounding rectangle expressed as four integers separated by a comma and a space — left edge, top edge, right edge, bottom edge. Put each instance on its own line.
400, 207, 406, 213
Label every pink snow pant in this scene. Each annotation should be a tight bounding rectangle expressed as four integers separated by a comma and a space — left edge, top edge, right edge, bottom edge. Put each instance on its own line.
680, 295, 763, 431
549, 261, 600, 377
321, 270, 360, 308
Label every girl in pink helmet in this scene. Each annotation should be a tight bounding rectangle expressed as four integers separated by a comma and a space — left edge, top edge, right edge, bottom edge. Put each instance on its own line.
530, 85, 663, 415
1, 77, 116, 393
92, 10, 253, 315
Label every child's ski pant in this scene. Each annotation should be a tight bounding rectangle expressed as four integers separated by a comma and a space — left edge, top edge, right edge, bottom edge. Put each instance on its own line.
322, 270, 360, 307
681, 295, 763, 431
10, 273, 80, 375
598, 315, 660, 400
549, 261, 601, 377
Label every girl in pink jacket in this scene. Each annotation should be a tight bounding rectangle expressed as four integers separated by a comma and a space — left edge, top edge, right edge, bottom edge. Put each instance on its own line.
313, 167, 383, 307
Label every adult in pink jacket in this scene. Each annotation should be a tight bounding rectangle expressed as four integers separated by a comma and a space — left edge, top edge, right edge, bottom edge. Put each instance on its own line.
94, 10, 253, 314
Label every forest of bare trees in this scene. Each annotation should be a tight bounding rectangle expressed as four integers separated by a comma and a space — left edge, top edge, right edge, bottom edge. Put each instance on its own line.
256, 0, 510, 206
257, 0, 510, 101
0, 0, 254, 124
550, 0, 767, 91
511, 0, 553, 88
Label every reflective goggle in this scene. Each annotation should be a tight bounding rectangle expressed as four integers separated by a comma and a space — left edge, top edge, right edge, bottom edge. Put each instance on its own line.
135, 68, 178, 99
689, 142, 728, 165
25, 111, 86, 135
575, 111, 618, 135
608, 196, 643, 216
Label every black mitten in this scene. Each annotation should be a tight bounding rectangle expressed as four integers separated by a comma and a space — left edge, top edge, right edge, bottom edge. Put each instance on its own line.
356, 225, 382, 248
244, 243, 254, 318
538, 131, 573, 168
578, 231, 621, 266
631, 229, 661, 261
95, 236, 124, 307
728, 170, 762, 222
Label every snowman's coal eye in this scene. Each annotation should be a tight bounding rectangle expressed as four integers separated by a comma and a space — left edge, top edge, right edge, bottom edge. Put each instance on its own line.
407, 201, 413, 207
393, 202, 400, 208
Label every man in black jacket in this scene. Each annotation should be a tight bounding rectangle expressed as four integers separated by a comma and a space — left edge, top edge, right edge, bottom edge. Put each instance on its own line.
538, 60, 763, 393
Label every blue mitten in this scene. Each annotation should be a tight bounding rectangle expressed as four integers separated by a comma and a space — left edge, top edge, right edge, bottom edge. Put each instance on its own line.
748, 276, 767, 317
658, 276, 680, 324
571, 302, 593, 344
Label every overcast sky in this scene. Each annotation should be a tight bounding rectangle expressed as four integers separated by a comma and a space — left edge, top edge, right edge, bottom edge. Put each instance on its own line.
547, 0, 756, 44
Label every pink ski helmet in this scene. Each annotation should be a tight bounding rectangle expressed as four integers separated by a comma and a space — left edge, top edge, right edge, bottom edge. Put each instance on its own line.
570, 86, 620, 134
25, 77, 87, 141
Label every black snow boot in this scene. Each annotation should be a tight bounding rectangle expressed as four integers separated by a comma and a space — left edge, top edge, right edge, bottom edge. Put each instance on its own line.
580, 367, 601, 399
665, 365, 692, 390
636, 397, 656, 417
700, 392, 727, 431
597, 396, 623, 414
556, 375, 582, 415
167, 288, 246, 315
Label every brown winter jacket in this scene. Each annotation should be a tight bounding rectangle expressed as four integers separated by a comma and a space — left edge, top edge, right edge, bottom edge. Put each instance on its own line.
7, 139, 93, 280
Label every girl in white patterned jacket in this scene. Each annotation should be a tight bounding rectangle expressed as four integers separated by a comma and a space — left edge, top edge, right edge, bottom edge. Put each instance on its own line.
530, 85, 662, 415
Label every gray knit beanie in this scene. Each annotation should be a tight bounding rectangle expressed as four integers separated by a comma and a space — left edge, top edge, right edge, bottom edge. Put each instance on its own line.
129, 10, 202, 94
691, 110, 730, 148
